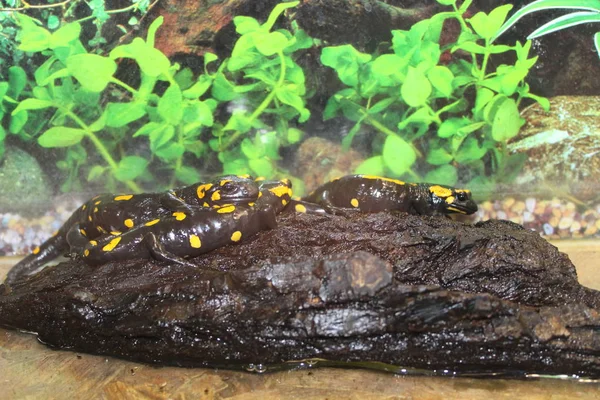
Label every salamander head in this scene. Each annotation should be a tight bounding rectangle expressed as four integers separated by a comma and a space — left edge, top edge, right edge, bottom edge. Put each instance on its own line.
426, 184, 478, 215
199, 175, 260, 206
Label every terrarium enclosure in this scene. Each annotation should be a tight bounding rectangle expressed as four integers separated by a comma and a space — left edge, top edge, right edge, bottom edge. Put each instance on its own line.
0, 0, 598, 255
1, 0, 600, 396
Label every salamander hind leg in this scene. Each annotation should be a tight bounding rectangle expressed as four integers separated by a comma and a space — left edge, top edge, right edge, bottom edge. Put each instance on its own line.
143, 232, 202, 270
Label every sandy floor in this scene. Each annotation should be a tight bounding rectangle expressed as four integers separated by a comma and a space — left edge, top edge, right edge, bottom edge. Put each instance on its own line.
0, 241, 599, 399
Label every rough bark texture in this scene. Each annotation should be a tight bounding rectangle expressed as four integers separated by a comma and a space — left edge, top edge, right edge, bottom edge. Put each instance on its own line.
1, 213, 600, 377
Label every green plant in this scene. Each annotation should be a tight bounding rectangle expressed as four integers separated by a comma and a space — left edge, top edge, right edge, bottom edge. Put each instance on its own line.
492, 0, 600, 59
1, 0, 312, 194
207, 0, 312, 184
321, 0, 548, 188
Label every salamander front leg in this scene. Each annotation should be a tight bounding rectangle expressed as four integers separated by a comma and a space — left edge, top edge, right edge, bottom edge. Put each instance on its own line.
66, 223, 91, 253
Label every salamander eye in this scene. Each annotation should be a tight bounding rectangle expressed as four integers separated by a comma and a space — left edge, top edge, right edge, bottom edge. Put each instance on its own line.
457, 192, 467, 201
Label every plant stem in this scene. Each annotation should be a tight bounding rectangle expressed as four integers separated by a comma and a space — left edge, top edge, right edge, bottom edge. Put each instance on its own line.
110, 77, 139, 97
219, 50, 287, 152
0, 0, 74, 12
64, 108, 143, 193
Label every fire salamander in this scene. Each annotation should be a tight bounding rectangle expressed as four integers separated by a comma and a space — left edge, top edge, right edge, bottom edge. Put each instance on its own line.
77, 179, 292, 267
301, 175, 478, 216
5, 175, 262, 284
5, 173, 476, 284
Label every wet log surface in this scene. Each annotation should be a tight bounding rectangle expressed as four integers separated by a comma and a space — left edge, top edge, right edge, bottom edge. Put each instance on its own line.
1, 212, 600, 378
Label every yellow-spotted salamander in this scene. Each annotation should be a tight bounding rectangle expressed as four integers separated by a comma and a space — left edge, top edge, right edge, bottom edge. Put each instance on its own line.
301, 175, 478, 216
6, 173, 477, 284
77, 178, 293, 267
5, 175, 262, 283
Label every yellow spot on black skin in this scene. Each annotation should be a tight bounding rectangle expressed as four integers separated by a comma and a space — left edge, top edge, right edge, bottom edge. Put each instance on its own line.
145, 219, 160, 227
217, 205, 236, 214
90, 240, 98, 246
124, 219, 134, 228
110, 231, 122, 236
93, 207, 99, 213
255, 177, 266, 181
114, 194, 133, 201
231, 231, 242, 242
429, 185, 453, 198
88, 216, 92, 222
196, 183, 212, 199
350, 198, 359, 208
269, 185, 292, 198
82, 205, 87, 211
94, 200, 101, 205
190, 235, 201, 248
445, 196, 455, 204
238, 174, 251, 179
32, 246, 40, 255
248, 202, 255, 207
220, 179, 232, 186
295, 204, 307, 213
103, 237, 121, 252
361, 175, 405, 186
97, 226, 106, 234
203, 202, 210, 207
173, 212, 187, 221
282, 199, 288, 206
84, 249, 90, 257
80, 229, 87, 237
446, 206, 467, 214
211, 191, 221, 201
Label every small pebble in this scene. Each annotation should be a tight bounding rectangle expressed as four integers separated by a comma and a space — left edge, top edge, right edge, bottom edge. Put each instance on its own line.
543, 223, 555, 236
525, 198, 536, 213
558, 217, 573, 230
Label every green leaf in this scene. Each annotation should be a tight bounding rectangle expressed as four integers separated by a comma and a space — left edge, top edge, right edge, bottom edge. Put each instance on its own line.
211, 72, 238, 101
436, 0, 456, 5
38, 126, 86, 147
355, 156, 386, 176
133, 122, 165, 137
276, 86, 309, 121
468, 5, 513, 40
286, 127, 304, 144
87, 165, 107, 182
9, 111, 28, 134
437, 117, 471, 138
49, 22, 81, 49
426, 147, 454, 165
158, 84, 183, 125
234, 16, 261, 34
12, 98, 54, 114
320, 45, 372, 88
176, 166, 202, 185
113, 156, 149, 182
490, 97, 525, 141
248, 157, 274, 178
66, 54, 117, 92
149, 124, 175, 152
183, 75, 212, 98
223, 112, 252, 133
382, 135, 417, 175
204, 52, 218, 68
452, 41, 486, 54
424, 164, 458, 186
241, 138, 262, 159
455, 137, 488, 163
368, 97, 396, 114
254, 31, 289, 56
474, 87, 495, 116
8, 66, 27, 99
493, 0, 600, 42
47, 15, 60, 29
105, 102, 147, 128
89, 113, 107, 132
427, 66, 454, 97
16, 14, 51, 52
401, 67, 431, 107
110, 38, 170, 78
182, 101, 214, 127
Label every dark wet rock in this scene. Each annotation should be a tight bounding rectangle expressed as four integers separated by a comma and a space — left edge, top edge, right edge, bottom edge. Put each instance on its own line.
0, 146, 53, 217
1, 212, 600, 376
509, 96, 600, 203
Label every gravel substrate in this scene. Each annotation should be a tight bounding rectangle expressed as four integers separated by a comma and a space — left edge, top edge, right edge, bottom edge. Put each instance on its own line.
0, 196, 598, 257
